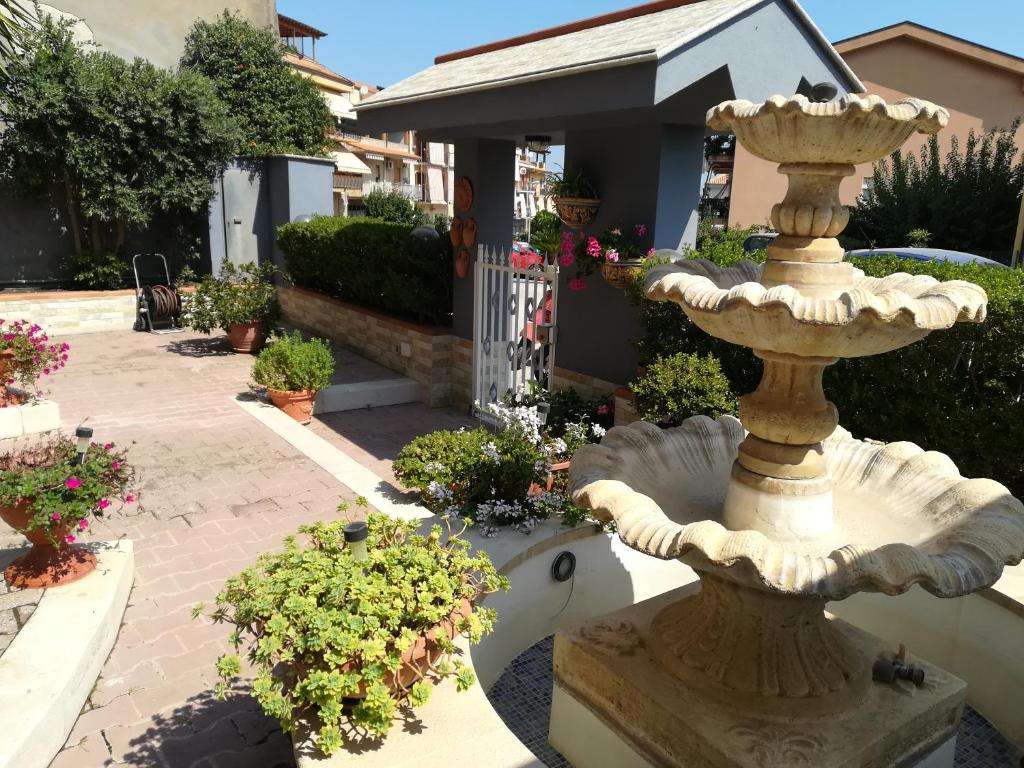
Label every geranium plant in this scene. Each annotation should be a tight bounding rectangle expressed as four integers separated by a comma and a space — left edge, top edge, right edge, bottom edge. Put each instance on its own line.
0, 433, 136, 545
0, 319, 70, 401
181, 261, 280, 333
559, 223, 653, 290
203, 511, 509, 756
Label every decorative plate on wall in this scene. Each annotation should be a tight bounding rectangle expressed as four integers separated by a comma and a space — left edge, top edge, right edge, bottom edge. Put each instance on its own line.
454, 177, 474, 212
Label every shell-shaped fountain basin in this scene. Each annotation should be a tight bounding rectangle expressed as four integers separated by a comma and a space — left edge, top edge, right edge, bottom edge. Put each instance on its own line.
646, 258, 987, 358
570, 416, 1024, 601
707, 94, 949, 165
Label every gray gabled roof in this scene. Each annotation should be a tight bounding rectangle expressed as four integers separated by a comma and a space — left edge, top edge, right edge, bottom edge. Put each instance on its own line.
358, 0, 861, 111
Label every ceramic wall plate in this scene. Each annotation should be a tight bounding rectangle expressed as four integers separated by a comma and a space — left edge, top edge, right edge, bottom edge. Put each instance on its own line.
454, 177, 474, 212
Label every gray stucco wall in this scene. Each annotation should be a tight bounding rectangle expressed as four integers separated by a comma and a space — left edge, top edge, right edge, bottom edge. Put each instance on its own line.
38, 0, 276, 69
267, 155, 335, 268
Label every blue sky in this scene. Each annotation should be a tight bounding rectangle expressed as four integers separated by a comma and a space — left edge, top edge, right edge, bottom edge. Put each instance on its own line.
278, 0, 1024, 89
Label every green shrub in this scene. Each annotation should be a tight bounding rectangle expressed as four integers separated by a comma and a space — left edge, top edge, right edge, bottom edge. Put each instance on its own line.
364, 188, 427, 225
393, 428, 490, 510
277, 215, 453, 325
631, 352, 735, 426
251, 332, 334, 392
182, 261, 280, 333
205, 512, 508, 755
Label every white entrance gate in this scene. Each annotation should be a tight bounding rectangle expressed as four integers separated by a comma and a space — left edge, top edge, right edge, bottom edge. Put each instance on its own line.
472, 245, 559, 413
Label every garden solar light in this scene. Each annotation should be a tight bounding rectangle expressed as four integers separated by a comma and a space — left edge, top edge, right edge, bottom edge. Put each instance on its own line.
536, 401, 551, 426
344, 521, 368, 562
75, 426, 93, 465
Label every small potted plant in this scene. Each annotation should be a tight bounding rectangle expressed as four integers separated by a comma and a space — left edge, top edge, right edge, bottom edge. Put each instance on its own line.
203, 511, 509, 757
564, 224, 654, 291
0, 432, 136, 587
546, 169, 600, 229
182, 262, 280, 353
251, 332, 335, 424
0, 320, 70, 405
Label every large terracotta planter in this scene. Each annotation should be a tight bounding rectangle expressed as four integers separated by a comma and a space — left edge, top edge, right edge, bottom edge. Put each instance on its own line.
227, 321, 268, 354
267, 388, 317, 424
0, 349, 14, 406
554, 197, 601, 229
600, 260, 645, 290
0, 501, 96, 588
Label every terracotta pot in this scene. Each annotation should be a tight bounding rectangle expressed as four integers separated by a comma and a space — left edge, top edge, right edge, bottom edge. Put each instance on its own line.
227, 321, 268, 354
600, 260, 645, 290
455, 249, 470, 279
531, 460, 572, 495
267, 388, 317, 424
461, 218, 477, 249
554, 197, 601, 229
0, 349, 15, 406
0, 501, 96, 588
454, 176, 474, 212
449, 217, 464, 246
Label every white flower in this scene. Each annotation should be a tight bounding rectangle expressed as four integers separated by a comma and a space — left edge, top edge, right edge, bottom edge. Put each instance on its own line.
426, 480, 452, 501
481, 442, 500, 463
549, 438, 567, 456
591, 424, 607, 439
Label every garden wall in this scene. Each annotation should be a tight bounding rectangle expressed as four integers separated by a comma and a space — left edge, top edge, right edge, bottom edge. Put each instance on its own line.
0, 289, 136, 335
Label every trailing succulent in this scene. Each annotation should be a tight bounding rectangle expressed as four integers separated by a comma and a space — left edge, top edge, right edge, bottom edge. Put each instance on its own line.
202, 510, 508, 755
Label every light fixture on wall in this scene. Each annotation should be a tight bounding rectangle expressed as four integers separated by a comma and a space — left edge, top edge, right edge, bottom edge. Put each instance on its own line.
526, 135, 552, 155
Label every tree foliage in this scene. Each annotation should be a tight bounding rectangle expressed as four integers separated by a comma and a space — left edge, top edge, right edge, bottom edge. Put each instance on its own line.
0, 14, 238, 279
848, 125, 1024, 257
180, 11, 332, 157
363, 187, 427, 225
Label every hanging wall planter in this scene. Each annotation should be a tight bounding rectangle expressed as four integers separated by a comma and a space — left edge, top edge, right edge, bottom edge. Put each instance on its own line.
462, 218, 477, 250
600, 260, 645, 290
455, 249, 471, 279
450, 217, 464, 247
554, 197, 602, 229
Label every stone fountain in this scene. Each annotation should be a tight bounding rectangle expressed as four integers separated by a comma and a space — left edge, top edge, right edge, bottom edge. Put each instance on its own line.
552, 94, 1024, 768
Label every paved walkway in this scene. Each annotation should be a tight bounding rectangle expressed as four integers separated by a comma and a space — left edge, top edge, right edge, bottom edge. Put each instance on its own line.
2, 330, 375, 768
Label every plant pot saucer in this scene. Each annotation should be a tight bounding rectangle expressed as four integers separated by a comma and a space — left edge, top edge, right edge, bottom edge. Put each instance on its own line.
5, 544, 96, 589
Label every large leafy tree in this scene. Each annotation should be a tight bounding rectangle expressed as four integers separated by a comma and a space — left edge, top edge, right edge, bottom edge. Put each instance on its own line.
0, 14, 238, 274
848, 123, 1024, 256
180, 11, 332, 157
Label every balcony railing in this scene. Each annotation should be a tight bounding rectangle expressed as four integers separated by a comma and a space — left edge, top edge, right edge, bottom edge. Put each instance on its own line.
364, 181, 423, 200
333, 173, 364, 191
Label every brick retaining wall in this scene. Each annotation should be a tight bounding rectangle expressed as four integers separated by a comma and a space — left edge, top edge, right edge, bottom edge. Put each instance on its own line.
0, 289, 136, 335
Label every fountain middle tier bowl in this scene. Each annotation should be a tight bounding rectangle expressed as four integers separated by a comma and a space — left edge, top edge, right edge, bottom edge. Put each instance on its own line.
646, 258, 987, 358
569, 416, 1024, 601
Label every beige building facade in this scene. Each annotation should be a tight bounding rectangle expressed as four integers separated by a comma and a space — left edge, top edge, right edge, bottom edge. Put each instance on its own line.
727, 22, 1024, 229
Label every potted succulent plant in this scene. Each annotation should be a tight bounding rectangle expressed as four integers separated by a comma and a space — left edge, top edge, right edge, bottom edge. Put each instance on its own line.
251, 332, 335, 424
0, 432, 136, 587
0, 319, 70, 405
203, 510, 509, 757
182, 262, 280, 353
546, 169, 600, 229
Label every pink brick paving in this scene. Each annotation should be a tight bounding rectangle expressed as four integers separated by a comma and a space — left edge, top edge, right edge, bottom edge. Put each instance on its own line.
4, 330, 369, 768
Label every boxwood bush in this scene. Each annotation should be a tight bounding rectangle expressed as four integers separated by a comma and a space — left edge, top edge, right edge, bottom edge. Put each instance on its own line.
634, 238, 1024, 496
277, 216, 453, 325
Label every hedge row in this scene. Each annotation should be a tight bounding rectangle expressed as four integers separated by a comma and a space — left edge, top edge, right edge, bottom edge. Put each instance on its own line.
638, 238, 1024, 497
277, 215, 453, 325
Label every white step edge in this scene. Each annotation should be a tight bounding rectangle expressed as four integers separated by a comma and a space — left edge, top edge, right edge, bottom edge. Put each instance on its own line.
314, 378, 420, 415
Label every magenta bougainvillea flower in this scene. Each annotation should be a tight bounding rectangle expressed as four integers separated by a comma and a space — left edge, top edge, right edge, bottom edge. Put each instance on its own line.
78, 519, 89, 531
103, 442, 114, 451
125, 494, 136, 504
65, 477, 81, 490
65, 534, 76, 544
569, 277, 588, 291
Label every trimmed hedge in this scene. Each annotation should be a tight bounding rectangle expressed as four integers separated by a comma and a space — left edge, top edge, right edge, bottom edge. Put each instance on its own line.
277, 215, 453, 325
637, 238, 1024, 497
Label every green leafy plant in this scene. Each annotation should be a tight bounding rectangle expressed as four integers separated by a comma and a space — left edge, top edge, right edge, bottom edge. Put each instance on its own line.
848, 124, 1024, 256
0, 432, 137, 545
0, 0, 34, 80
0, 14, 238, 264
66, 251, 127, 290
277, 216, 453, 325
182, 261, 280, 334
528, 210, 562, 257
906, 228, 932, 248
364, 188, 427, 226
545, 169, 597, 199
180, 11, 332, 157
0, 319, 70, 397
203, 512, 509, 755
630, 352, 735, 427
252, 332, 334, 393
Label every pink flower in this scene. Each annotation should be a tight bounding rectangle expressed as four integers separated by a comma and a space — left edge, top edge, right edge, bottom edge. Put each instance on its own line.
65, 534, 76, 544
50, 512, 61, 521
103, 442, 114, 451
585, 237, 601, 258
65, 477, 81, 490
569, 277, 588, 292
605, 249, 620, 263
647, 248, 656, 257
125, 494, 136, 504
111, 461, 120, 470
597, 404, 610, 415
635, 224, 647, 237
558, 252, 575, 267
78, 519, 89, 531
42, 368, 50, 376
98, 499, 110, 510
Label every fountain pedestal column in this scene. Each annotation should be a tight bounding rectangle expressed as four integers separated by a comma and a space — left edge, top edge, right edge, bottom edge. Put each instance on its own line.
551, 582, 966, 768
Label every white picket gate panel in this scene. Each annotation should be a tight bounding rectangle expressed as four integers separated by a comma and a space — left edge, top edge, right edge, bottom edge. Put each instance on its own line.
472, 245, 559, 414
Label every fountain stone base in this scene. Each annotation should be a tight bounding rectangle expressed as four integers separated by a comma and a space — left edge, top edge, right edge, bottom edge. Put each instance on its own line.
551, 583, 965, 768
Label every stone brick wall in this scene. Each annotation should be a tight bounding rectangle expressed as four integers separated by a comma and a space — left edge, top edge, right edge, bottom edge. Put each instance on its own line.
279, 285, 457, 407
0, 290, 137, 335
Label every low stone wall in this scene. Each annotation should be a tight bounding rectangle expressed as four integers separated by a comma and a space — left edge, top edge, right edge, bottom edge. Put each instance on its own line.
0, 289, 136, 335
279, 285, 456, 407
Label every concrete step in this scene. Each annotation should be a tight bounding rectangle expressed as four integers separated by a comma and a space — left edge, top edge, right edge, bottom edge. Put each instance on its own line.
313, 378, 420, 414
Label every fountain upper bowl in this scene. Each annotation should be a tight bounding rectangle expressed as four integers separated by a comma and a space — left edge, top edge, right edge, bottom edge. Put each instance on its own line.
707, 94, 949, 166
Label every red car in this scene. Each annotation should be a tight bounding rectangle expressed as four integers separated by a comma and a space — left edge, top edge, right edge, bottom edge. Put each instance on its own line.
510, 240, 545, 270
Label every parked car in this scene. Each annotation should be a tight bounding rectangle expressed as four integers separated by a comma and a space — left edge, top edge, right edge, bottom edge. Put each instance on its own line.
511, 240, 545, 270
742, 232, 778, 253
846, 247, 1008, 269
